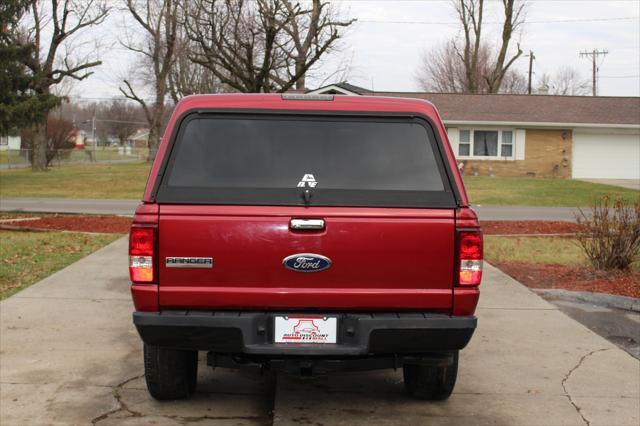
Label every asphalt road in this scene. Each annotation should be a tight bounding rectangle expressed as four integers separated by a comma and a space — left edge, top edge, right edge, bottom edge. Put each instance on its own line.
1, 238, 638, 425
0, 197, 582, 221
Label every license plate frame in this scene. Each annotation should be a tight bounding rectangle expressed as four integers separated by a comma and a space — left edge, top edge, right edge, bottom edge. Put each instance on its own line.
274, 315, 338, 344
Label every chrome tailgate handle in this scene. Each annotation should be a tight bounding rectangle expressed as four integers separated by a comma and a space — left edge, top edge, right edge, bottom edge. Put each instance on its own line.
290, 219, 325, 230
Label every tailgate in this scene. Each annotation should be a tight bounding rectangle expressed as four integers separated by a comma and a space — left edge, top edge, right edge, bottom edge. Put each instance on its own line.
158, 206, 455, 311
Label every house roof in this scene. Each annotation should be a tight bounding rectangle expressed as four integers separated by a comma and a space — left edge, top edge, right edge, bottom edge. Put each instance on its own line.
307, 82, 372, 95
127, 128, 149, 140
374, 92, 640, 126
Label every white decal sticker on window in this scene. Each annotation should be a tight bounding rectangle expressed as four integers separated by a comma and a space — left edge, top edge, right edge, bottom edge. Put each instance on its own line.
297, 174, 317, 188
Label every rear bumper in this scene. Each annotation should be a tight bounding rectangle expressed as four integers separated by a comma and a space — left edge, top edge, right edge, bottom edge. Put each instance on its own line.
133, 311, 476, 356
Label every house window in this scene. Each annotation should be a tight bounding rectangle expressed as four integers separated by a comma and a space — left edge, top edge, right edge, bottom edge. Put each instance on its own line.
457, 128, 515, 159
501, 131, 513, 157
458, 130, 471, 156
473, 130, 498, 156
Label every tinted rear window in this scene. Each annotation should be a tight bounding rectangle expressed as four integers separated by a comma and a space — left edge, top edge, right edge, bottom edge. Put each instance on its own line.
156, 114, 456, 208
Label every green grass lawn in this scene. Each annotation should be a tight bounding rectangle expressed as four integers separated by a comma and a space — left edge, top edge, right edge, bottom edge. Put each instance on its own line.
464, 176, 639, 207
485, 236, 587, 266
0, 148, 149, 166
485, 235, 640, 271
0, 230, 121, 300
0, 150, 30, 166
0, 162, 151, 199
0, 161, 638, 205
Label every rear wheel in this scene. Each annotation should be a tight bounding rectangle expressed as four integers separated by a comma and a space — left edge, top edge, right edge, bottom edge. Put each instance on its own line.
143, 344, 198, 400
403, 352, 458, 400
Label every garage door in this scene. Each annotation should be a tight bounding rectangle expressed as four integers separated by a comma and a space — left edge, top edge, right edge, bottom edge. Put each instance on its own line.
572, 130, 640, 179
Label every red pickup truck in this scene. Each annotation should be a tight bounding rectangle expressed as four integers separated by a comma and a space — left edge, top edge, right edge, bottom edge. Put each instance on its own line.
130, 93, 482, 401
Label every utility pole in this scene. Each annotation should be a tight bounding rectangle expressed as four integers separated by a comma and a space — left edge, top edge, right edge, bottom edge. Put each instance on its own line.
579, 49, 608, 96
91, 115, 96, 151
526, 50, 535, 95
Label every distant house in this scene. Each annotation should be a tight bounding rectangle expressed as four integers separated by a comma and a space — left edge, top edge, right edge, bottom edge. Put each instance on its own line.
308, 83, 640, 180
68, 129, 86, 149
127, 128, 149, 148
0, 134, 21, 150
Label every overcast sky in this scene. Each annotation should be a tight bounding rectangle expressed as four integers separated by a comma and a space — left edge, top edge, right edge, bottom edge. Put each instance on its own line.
69, 0, 640, 102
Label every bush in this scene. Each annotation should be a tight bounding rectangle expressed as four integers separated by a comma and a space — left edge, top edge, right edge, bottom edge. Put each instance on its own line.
576, 196, 640, 271
21, 116, 76, 166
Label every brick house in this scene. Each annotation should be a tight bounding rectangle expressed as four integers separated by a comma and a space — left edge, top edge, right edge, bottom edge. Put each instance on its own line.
308, 83, 640, 180
126, 128, 150, 148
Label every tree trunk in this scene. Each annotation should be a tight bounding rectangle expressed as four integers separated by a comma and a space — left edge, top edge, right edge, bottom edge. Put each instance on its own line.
295, 58, 306, 90
147, 117, 164, 162
31, 123, 48, 171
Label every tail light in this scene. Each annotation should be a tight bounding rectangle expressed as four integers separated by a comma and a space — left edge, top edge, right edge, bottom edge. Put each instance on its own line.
129, 225, 156, 283
457, 230, 483, 286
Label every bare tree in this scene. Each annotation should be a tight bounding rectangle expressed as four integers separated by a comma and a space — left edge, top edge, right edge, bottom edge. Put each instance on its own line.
20, 0, 108, 170
482, 0, 525, 92
417, 0, 525, 94
167, 26, 225, 102
280, 0, 355, 90
21, 115, 75, 167
499, 67, 527, 94
101, 101, 146, 145
452, 0, 484, 94
535, 67, 590, 96
120, 0, 178, 161
549, 66, 590, 96
416, 41, 526, 94
184, 0, 354, 93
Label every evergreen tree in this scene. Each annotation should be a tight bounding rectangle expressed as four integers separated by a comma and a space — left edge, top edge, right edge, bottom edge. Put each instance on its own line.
0, 1, 59, 137
1, 1, 107, 170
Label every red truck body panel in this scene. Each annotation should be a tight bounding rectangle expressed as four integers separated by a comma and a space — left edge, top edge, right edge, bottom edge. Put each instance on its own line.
132, 94, 479, 317
157, 205, 454, 311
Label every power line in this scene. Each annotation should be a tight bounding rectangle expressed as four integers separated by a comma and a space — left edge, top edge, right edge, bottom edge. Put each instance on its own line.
599, 75, 640, 79
357, 16, 639, 25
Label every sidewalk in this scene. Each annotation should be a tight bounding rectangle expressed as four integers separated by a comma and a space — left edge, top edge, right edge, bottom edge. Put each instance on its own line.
0, 197, 583, 221
1, 238, 638, 425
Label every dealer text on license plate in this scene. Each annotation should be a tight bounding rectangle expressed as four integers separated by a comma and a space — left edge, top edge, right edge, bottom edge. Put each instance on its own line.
274, 315, 337, 344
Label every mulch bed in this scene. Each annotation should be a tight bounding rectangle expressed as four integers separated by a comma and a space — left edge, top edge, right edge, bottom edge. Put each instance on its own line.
482, 220, 581, 235
0, 215, 131, 234
495, 261, 640, 298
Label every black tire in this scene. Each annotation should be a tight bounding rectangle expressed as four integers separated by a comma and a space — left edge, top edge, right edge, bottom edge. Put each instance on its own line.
403, 352, 458, 400
143, 344, 198, 400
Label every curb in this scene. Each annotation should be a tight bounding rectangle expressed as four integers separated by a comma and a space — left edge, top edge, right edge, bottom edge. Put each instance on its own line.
533, 288, 640, 312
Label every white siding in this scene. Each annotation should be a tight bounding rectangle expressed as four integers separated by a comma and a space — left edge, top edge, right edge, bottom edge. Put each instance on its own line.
446, 127, 459, 154
572, 129, 640, 179
8, 136, 21, 150
514, 129, 526, 160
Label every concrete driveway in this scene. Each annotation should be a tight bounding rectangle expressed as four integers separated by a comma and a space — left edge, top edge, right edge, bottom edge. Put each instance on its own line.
579, 179, 640, 191
1, 238, 638, 425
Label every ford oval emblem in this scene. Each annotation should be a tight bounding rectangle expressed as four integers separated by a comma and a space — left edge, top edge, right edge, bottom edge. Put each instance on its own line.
283, 253, 332, 273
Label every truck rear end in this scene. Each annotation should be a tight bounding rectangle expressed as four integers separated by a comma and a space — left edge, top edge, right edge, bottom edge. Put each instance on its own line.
129, 94, 482, 401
